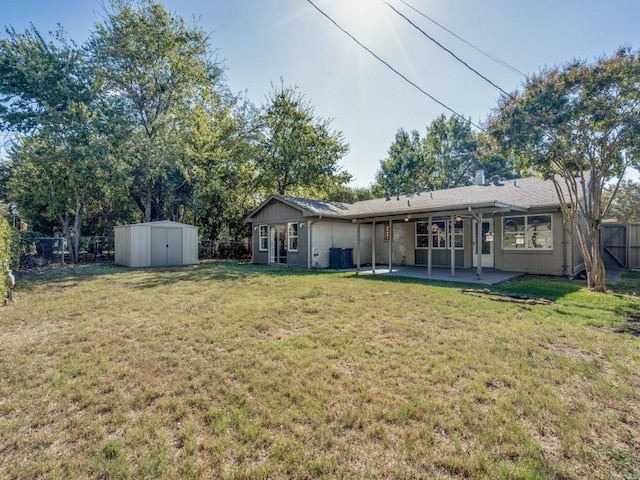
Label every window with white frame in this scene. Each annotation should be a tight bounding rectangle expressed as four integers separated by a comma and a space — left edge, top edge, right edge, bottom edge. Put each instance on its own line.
288, 223, 298, 251
451, 219, 464, 249
415, 219, 464, 249
259, 225, 268, 251
503, 215, 552, 250
416, 222, 430, 248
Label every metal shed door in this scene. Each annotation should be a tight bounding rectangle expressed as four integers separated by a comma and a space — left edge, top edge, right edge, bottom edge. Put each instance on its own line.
150, 228, 184, 266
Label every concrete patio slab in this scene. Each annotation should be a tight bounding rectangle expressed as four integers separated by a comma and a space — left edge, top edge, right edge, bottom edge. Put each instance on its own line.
346, 265, 524, 285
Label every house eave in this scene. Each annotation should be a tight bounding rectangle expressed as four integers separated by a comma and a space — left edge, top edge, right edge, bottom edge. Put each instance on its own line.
348, 201, 529, 222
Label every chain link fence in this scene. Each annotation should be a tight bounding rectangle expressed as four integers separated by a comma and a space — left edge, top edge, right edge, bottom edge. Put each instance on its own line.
21, 236, 115, 268
18, 236, 251, 269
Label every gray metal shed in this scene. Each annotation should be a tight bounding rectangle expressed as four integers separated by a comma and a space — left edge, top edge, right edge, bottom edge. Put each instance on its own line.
114, 221, 199, 267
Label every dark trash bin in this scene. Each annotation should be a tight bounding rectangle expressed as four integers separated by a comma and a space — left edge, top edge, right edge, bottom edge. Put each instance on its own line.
329, 247, 353, 269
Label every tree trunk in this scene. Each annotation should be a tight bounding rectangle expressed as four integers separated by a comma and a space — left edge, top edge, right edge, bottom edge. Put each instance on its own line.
586, 228, 606, 292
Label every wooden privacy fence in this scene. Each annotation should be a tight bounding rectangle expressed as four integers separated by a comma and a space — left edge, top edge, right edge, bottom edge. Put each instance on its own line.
600, 223, 640, 270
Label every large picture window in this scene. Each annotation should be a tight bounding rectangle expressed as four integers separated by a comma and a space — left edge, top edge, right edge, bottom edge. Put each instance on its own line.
503, 215, 552, 250
288, 223, 298, 252
416, 219, 464, 249
259, 225, 268, 251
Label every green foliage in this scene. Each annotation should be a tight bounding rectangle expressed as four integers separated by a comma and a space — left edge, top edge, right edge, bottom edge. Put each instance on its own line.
375, 115, 518, 196
1, 1, 259, 245
603, 180, 640, 223
375, 128, 429, 195
0, 23, 119, 262
488, 48, 640, 291
256, 82, 351, 196
0, 216, 14, 299
90, 0, 224, 223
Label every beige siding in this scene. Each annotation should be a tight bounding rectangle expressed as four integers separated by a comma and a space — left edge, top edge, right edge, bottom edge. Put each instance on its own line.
114, 226, 131, 266
131, 225, 150, 267
252, 201, 304, 223
183, 226, 199, 265
310, 220, 371, 268
372, 222, 416, 266
115, 222, 198, 267
496, 212, 568, 276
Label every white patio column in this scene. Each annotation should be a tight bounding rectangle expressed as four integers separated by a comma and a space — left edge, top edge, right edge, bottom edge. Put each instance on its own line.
372, 221, 376, 274
388, 219, 393, 273
427, 216, 432, 276
477, 212, 483, 279
450, 214, 456, 277
356, 221, 361, 273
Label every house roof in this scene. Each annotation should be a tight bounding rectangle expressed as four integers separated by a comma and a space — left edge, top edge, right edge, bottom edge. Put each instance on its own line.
246, 177, 567, 222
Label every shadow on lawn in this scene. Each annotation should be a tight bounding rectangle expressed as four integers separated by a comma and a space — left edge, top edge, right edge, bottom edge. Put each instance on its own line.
16, 261, 636, 308
345, 272, 584, 302
15, 260, 335, 292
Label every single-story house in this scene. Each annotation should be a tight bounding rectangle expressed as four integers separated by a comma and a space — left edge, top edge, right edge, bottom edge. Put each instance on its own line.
244, 175, 584, 278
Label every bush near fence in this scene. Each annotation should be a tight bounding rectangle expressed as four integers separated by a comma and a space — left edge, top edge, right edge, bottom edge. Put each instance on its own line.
199, 240, 251, 260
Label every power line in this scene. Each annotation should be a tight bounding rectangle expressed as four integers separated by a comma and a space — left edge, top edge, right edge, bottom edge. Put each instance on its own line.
384, 0, 513, 99
305, 0, 484, 131
396, 0, 528, 79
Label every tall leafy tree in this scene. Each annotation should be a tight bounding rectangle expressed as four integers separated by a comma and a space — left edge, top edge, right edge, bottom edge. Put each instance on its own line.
256, 82, 351, 196
374, 129, 431, 196
90, 0, 223, 222
603, 180, 640, 223
424, 114, 478, 189
0, 25, 115, 262
488, 48, 640, 291
375, 115, 485, 195
185, 91, 260, 240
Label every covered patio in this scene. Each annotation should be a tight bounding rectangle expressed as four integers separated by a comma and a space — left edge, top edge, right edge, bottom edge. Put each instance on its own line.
348, 265, 524, 285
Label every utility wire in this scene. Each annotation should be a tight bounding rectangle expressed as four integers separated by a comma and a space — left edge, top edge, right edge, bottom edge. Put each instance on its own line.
305, 0, 484, 131
397, 0, 528, 79
384, 0, 514, 99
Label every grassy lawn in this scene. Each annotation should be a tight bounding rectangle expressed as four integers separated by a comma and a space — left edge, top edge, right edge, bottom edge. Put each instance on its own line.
1, 261, 639, 479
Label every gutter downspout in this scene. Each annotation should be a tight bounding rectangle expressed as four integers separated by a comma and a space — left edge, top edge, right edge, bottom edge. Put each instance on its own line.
307, 216, 322, 268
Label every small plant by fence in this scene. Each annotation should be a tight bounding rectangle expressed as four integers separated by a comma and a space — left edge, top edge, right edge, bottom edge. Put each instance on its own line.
19, 236, 251, 269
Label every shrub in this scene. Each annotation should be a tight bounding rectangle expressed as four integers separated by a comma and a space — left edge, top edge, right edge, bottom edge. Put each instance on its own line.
0, 216, 15, 299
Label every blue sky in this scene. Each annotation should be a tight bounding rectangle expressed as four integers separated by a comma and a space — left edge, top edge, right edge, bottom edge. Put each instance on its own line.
3, 0, 640, 186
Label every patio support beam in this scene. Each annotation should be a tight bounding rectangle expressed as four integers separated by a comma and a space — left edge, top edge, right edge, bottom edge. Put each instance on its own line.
450, 214, 456, 277
372, 221, 376, 274
388, 220, 393, 273
428, 216, 432, 276
477, 212, 483, 279
356, 220, 361, 273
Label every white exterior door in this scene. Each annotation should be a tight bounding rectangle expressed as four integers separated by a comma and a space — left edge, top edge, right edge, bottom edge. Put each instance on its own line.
473, 219, 494, 268
150, 227, 183, 266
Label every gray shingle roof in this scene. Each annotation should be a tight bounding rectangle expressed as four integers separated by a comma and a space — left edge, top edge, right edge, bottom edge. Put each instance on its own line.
346, 177, 564, 218
248, 177, 566, 221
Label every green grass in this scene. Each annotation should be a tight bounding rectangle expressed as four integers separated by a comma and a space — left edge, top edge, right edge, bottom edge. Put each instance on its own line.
1, 261, 639, 479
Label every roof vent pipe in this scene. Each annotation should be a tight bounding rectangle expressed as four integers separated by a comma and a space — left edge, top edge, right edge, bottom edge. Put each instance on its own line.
475, 170, 485, 185
492, 175, 503, 186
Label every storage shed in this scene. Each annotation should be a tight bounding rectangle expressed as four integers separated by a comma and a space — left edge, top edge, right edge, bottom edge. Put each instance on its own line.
114, 221, 199, 267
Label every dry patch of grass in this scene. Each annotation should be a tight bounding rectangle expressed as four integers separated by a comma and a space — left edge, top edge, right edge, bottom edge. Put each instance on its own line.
1, 261, 639, 479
